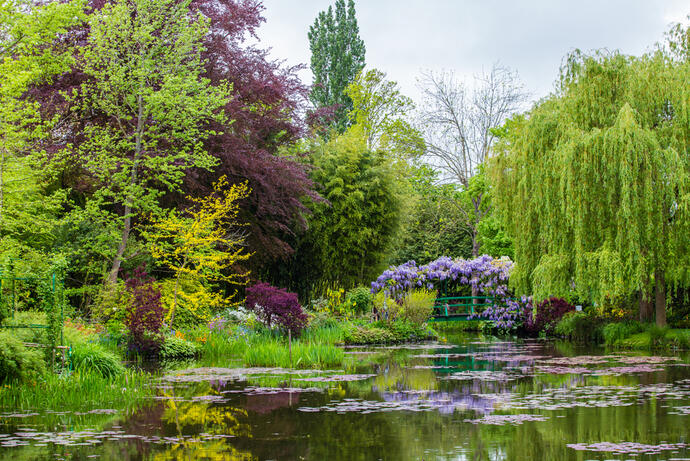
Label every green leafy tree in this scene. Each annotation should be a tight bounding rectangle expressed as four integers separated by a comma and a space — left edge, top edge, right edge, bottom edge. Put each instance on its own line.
390, 165, 472, 264
0, 0, 85, 255
308, 0, 365, 131
490, 45, 690, 326
345, 68, 423, 158
73, 0, 231, 286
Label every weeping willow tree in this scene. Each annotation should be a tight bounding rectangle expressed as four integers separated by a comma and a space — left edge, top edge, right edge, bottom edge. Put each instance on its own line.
490, 39, 690, 325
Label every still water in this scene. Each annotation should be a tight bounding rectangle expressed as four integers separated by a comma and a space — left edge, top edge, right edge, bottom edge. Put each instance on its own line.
1, 334, 690, 460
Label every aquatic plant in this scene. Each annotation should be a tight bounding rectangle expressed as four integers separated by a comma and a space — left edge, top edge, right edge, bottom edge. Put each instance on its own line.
0, 368, 154, 410
243, 340, 344, 369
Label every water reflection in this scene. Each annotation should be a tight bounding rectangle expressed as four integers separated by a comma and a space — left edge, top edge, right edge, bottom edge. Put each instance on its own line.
1, 334, 690, 460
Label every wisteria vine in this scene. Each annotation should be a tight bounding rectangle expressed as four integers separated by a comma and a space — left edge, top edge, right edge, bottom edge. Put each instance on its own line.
370, 255, 531, 331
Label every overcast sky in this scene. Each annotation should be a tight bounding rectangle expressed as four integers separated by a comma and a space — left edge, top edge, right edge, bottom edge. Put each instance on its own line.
255, 0, 689, 107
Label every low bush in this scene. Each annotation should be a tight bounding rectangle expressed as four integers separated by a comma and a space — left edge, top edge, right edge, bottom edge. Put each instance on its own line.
372, 292, 404, 323
667, 330, 690, 349
343, 325, 394, 345
524, 297, 575, 336
0, 331, 46, 383
343, 320, 435, 345
159, 336, 199, 360
246, 282, 308, 334
308, 311, 341, 329
402, 290, 435, 326
344, 287, 373, 315
91, 281, 130, 323
554, 311, 603, 343
221, 307, 257, 326
70, 341, 125, 379
648, 325, 670, 348
602, 321, 647, 345
125, 266, 164, 357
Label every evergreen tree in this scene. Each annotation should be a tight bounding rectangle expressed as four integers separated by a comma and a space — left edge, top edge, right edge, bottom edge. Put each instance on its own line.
308, 0, 365, 132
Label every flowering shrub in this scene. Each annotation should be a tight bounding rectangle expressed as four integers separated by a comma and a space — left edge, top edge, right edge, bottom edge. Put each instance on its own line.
124, 266, 164, 356
245, 282, 308, 334
478, 296, 532, 332
524, 297, 575, 336
371, 255, 512, 300
372, 255, 523, 330
160, 276, 227, 330
208, 316, 228, 333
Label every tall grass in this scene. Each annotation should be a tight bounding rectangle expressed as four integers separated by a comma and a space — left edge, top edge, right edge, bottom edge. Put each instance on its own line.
70, 342, 125, 378
198, 329, 252, 361
196, 324, 347, 368
0, 368, 154, 410
243, 339, 344, 369
300, 324, 345, 344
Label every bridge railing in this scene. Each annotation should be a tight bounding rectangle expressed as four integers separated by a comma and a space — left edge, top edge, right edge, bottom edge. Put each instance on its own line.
432, 296, 495, 318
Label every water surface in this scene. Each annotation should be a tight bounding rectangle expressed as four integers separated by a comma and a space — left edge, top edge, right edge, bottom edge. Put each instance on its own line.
2, 333, 690, 460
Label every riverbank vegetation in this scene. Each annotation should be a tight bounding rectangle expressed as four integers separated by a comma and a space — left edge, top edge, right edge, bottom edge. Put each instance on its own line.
0, 0, 688, 411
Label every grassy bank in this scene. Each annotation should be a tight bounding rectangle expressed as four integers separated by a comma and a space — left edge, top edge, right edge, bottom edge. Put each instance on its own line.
0, 368, 154, 410
192, 324, 347, 369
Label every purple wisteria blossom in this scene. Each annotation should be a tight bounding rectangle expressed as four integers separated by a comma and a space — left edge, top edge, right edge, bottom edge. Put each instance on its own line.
370, 255, 529, 331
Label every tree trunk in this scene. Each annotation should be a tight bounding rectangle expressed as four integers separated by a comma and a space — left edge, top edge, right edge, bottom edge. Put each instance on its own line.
107, 204, 132, 285
654, 269, 667, 327
471, 230, 480, 258
107, 95, 144, 286
0, 139, 5, 225
169, 255, 187, 327
169, 274, 180, 327
471, 228, 480, 307
638, 289, 653, 322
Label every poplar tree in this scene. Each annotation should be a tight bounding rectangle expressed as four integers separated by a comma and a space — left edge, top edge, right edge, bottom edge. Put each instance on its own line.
490, 46, 690, 326
308, 0, 365, 131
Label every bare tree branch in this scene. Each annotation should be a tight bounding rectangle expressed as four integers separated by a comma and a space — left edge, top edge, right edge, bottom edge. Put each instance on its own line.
417, 64, 526, 187
416, 63, 527, 256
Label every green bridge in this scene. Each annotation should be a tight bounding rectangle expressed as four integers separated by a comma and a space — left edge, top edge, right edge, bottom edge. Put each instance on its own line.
430, 296, 495, 322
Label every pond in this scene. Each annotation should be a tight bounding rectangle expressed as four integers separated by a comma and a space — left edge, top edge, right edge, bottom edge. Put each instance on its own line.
2, 334, 690, 460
